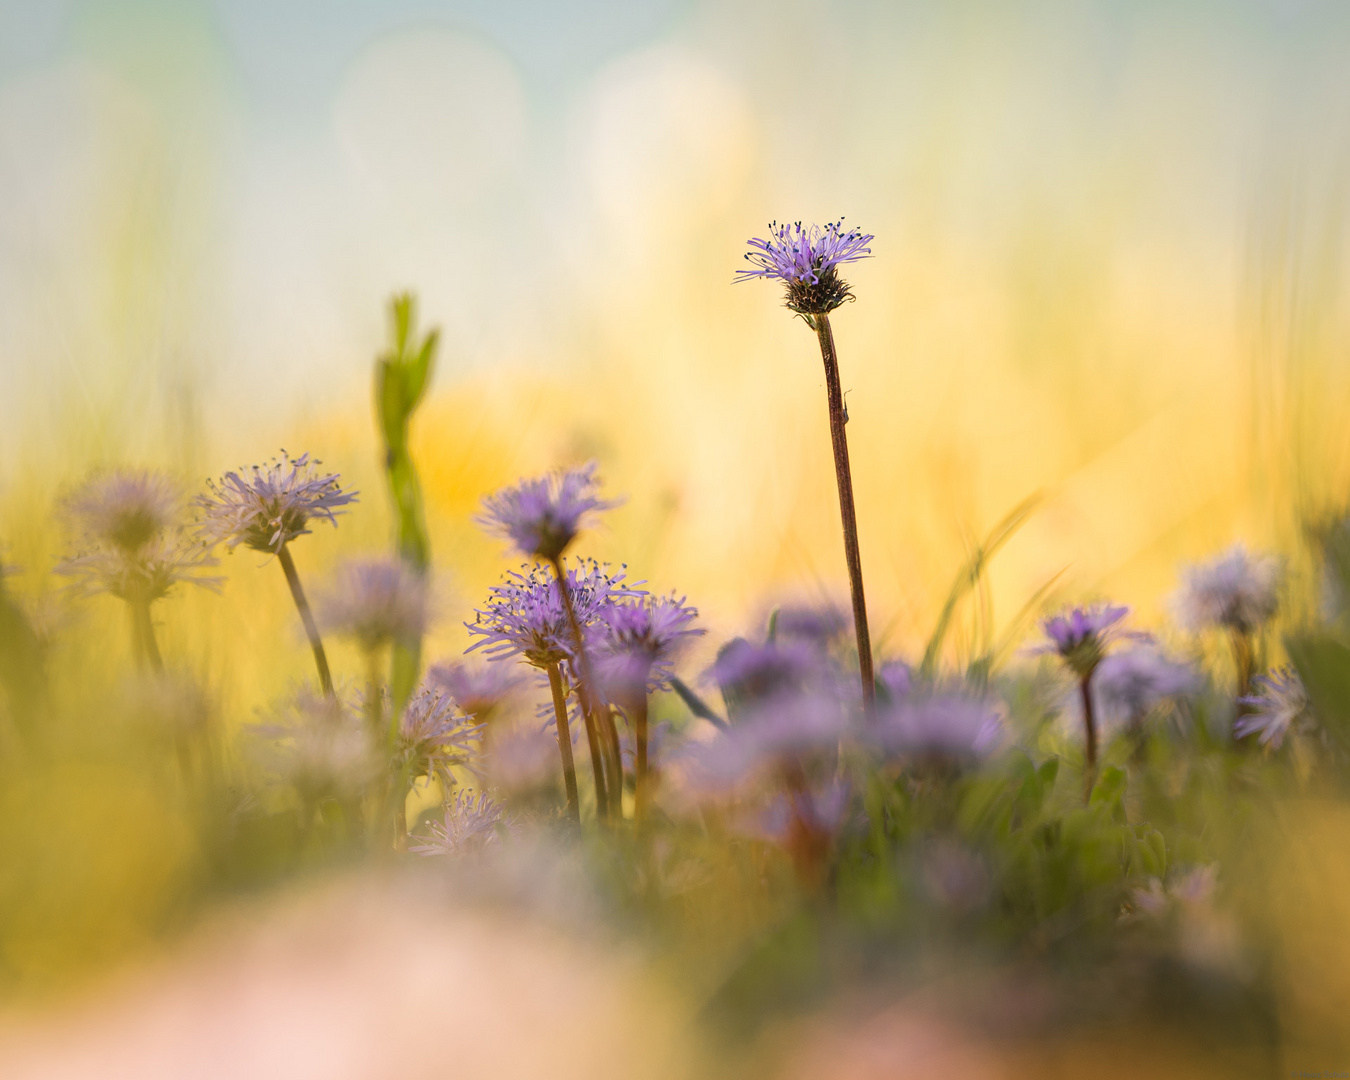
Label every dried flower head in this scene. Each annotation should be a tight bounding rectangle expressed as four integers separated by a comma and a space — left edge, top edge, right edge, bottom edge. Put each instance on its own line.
1236, 666, 1311, 750
410, 789, 510, 856
395, 684, 483, 787
319, 557, 428, 652
198, 451, 357, 554
55, 531, 220, 603
467, 560, 641, 670
593, 594, 702, 702
476, 462, 618, 561
1174, 544, 1281, 634
62, 469, 182, 552
736, 219, 874, 316
1036, 604, 1134, 679
426, 659, 524, 720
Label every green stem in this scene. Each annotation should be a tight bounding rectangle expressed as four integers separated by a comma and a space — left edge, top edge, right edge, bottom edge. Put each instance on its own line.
547, 661, 582, 825
277, 544, 334, 697
813, 313, 875, 713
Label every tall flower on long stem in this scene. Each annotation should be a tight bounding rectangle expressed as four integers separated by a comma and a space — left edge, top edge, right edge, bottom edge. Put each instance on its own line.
476, 464, 627, 818
197, 452, 357, 696
737, 220, 876, 711
467, 560, 639, 824
56, 469, 219, 670
1174, 544, 1280, 698
1037, 604, 1135, 797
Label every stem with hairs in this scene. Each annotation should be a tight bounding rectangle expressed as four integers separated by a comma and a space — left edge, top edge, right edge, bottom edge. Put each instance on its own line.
812, 313, 875, 712
277, 543, 334, 697
546, 661, 582, 825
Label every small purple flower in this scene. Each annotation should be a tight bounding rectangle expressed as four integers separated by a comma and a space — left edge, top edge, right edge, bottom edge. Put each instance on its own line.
476, 462, 618, 562
709, 637, 821, 712
1093, 646, 1199, 726
426, 659, 524, 720
877, 659, 912, 703
319, 556, 429, 652
683, 694, 849, 792
396, 683, 483, 787
1174, 544, 1280, 635
1236, 666, 1310, 749
1036, 604, 1134, 679
410, 789, 510, 856
593, 594, 702, 702
736, 219, 874, 316
466, 560, 641, 670
771, 602, 849, 648
62, 469, 181, 553
197, 451, 357, 554
870, 693, 1004, 762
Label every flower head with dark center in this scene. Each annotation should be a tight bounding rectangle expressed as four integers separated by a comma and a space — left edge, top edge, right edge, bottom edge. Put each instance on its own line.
593, 594, 702, 702
197, 451, 357, 554
1036, 604, 1134, 680
1174, 544, 1281, 635
410, 789, 510, 856
476, 462, 618, 562
1236, 666, 1311, 750
736, 220, 874, 316
467, 560, 642, 670
319, 556, 428, 652
63, 469, 181, 553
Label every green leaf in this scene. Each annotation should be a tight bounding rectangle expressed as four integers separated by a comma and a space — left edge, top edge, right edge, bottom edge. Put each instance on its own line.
1089, 765, 1126, 810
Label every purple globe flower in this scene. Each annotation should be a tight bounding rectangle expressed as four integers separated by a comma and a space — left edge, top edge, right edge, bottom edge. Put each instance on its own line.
1037, 604, 1134, 679
1093, 646, 1199, 726
709, 638, 821, 713
56, 532, 221, 603
870, 693, 1004, 763
198, 451, 357, 554
592, 594, 703, 701
426, 660, 524, 720
735, 219, 874, 315
466, 560, 642, 670
396, 683, 483, 788
62, 468, 182, 553
1236, 666, 1310, 750
410, 789, 510, 856
476, 462, 618, 562
1174, 544, 1281, 635
318, 556, 429, 652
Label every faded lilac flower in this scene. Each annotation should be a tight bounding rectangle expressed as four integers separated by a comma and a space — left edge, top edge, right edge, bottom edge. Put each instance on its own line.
1236, 666, 1310, 749
319, 556, 428, 652
476, 462, 618, 562
55, 532, 220, 603
395, 684, 483, 787
593, 594, 702, 702
709, 638, 821, 713
736, 219, 874, 315
1036, 604, 1134, 679
1093, 647, 1199, 729
871, 693, 1004, 762
771, 602, 848, 648
1174, 544, 1281, 634
410, 789, 509, 856
483, 723, 558, 791
877, 659, 912, 703
198, 451, 357, 554
254, 688, 375, 802
426, 659, 524, 720
684, 694, 849, 793
466, 560, 641, 670
62, 469, 181, 552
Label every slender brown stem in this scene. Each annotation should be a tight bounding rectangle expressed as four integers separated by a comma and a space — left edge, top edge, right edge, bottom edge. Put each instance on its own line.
633, 695, 650, 823
549, 555, 620, 819
813, 314, 875, 712
601, 707, 624, 817
546, 661, 582, 824
1080, 676, 1098, 801
277, 544, 334, 697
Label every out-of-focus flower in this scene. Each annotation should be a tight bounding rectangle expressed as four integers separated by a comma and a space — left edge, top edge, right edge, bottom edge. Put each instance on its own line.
1236, 666, 1311, 749
395, 684, 482, 787
475, 462, 617, 562
709, 638, 820, 712
1035, 604, 1134, 679
1092, 646, 1199, 729
62, 469, 181, 552
319, 557, 429, 652
55, 532, 220, 603
410, 789, 510, 856
254, 689, 375, 803
426, 660, 524, 720
877, 660, 912, 703
593, 594, 702, 702
1174, 544, 1281, 634
772, 602, 848, 648
870, 693, 1004, 763
467, 561, 640, 670
484, 723, 558, 791
683, 693, 849, 793
198, 451, 357, 554
736, 220, 874, 316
